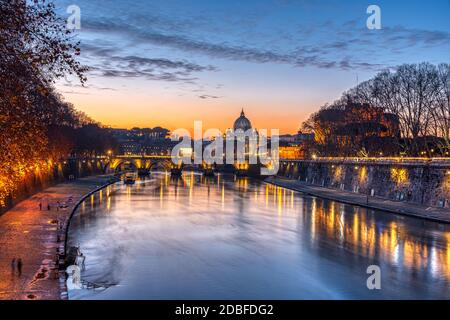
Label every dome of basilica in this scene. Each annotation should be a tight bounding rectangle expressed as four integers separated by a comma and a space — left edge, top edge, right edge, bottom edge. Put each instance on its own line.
233, 109, 252, 131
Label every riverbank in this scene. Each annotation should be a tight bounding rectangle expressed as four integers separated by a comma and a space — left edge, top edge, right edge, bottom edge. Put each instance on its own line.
266, 176, 450, 224
0, 175, 116, 300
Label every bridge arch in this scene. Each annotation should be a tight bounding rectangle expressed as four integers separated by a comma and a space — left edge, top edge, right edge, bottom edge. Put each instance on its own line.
148, 159, 173, 171
103, 156, 176, 173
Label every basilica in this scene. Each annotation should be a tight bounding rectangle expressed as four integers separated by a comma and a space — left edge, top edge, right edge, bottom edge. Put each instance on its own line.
227, 109, 260, 174
233, 109, 253, 132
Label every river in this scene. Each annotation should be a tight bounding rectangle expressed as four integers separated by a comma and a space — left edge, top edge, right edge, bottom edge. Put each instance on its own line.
67, 172, 450, 299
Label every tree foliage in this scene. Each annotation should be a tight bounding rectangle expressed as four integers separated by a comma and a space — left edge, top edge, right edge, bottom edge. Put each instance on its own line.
0, 0, 116, 206
303, 63, 450, 157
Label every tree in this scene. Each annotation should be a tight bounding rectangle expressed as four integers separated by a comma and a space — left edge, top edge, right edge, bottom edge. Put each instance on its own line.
433, 64, 450, 153
306, 63, 448, 157
0, 0, 102, 207
302, 100, 400, 157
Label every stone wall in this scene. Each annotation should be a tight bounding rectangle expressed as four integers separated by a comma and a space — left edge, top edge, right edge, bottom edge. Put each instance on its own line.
0, 158, 105, 215
278, 159, 450, 208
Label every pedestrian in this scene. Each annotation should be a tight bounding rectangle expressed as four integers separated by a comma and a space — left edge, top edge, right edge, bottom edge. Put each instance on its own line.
11, 258, 16, 275
47, 204, 51, 211
17, 258, 23, 276
39, 202, 42, 211
56, 201, 60, 211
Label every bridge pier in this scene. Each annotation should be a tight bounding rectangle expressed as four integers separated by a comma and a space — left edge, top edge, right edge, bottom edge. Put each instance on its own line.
170, 168, 183, 176
137, 168, 150, 177
201, 163, 215, 177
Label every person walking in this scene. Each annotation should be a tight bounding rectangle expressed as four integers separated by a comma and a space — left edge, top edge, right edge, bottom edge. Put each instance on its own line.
39, 202, 42, 211
11, 258, 16, 275
17, 258, 23, 277
47, 204, 51, 211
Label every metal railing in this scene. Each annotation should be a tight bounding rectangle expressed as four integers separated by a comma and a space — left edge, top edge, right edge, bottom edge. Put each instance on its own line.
280, 157, 450, 167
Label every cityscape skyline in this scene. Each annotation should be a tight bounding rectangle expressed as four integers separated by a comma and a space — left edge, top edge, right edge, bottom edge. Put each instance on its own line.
1, 0, 449, 304
54, 0, 450, 133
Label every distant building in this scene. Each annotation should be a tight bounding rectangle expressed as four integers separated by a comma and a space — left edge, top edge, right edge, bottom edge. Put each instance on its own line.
121, 141, 142, 155
278, 134, 297, 144
296, 131, 315, 143
279, 146, 305, 159
275, 131, 314, 159
278, 131, 314, 146
224, 109, 259, 161
109, 126, 175, 156
233, 109, 253, 132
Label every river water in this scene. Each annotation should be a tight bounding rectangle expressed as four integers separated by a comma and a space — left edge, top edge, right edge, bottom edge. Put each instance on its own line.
67, 172, 450, 299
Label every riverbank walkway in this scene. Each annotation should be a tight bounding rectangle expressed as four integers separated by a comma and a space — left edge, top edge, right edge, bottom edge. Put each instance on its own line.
266, 177, 450, 224
0, 175, 114, 300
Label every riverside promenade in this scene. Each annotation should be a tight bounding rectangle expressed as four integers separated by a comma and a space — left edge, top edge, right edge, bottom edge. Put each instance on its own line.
266, 176, 450, 224
0, 175, 115, 300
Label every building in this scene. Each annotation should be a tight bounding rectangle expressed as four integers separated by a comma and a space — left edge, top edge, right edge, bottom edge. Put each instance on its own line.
279, 146, 305, 159
109, 126, 176, 156
224, 109, 259, 161
276, 131, 314, 160
278, 131, 315, 146
121, 141, 142, 155
233, 109, 253, 132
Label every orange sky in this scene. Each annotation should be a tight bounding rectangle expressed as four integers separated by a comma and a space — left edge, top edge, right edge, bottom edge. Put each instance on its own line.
60, 84, 319, 135
54, 0, 450, 137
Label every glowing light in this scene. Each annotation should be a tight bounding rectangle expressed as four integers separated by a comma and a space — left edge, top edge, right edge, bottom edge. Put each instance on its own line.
391, 168, 409, 185
359, 166, 367, 184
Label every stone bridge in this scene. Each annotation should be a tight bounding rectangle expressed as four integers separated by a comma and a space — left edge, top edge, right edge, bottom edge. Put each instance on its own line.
103, 155, 270, 176
104, 155, 178, 173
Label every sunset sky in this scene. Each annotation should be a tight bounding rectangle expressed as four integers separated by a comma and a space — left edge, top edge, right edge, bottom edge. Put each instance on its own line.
54, 0, 450, 134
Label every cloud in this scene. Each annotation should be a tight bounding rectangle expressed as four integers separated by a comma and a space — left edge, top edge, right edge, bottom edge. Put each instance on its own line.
198, 94, 221, 99
61, 81, 117, 92
77, 7, 450, 75
82, 18, 383, 71
80, 42, 218, 83
60, 90, 91, 95
381, 26, 450, 47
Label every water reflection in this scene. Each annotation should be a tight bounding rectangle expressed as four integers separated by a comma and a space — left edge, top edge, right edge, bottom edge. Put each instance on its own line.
69, 172, 450, 299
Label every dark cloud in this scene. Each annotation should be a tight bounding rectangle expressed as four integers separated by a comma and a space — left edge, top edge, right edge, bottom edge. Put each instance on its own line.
80, 42, 217, 83
198, 95, 221, 99
61, 81, 117, 92
79, 12, 450, 74
60, 90, 90, 95
111, 56, 216, 73
82, 18, 383, 71
381, 26, 450, 47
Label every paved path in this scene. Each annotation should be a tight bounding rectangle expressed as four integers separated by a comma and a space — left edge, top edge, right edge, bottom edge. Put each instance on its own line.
266, 177, 450, 224
0, 175, 115, 300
